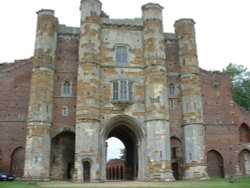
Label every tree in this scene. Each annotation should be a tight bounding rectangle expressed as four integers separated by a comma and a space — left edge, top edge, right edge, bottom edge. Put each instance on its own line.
119, 148, 126, 160
224, 63, 250, 111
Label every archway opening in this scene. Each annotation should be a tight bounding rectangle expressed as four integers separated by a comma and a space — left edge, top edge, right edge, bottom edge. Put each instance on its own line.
50, 131, 75, 180
105, 124, 139, 181
207, 150, 224, 178
106, 137, 125, 180
239, 149, 250, 176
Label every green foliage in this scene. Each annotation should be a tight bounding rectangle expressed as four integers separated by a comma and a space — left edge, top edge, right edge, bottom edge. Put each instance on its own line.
224, 63, 250, 111
119, 148, 126, 160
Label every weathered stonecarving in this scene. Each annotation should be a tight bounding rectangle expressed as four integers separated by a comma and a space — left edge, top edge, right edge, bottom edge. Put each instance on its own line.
0, 0, 250, 183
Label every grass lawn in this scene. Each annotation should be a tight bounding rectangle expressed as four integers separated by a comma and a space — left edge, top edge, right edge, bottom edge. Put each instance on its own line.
0, 177, 250, 188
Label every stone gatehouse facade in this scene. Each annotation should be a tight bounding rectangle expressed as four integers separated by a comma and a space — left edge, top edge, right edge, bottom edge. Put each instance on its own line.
0, 0, 250, 182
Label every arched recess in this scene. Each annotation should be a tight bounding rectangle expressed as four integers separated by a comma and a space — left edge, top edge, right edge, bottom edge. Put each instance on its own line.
100, 115, 146, 181
207, 150, 224, 178
239, 149, 250, 176
50, 131, 75, 180
239, 123, 250, 143
170, 137, 183, 180
10, 146, 25, 177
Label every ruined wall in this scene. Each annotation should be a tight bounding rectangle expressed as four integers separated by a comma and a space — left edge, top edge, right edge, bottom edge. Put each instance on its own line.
201, 70, 250, 177
0, 59, 32, 175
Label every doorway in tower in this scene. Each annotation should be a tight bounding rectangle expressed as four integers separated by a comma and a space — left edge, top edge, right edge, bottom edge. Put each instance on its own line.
50, 131, 75, 180
101, 115, 145, 181
83, 161, 91, 182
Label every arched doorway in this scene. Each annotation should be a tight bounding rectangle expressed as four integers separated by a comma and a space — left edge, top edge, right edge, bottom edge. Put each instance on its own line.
10, 147, 25, 177
207, 150, 224, 178
170, 137, 183, 180
239, 149, 250, 176
100, 115, 145, 181
171, 162, 179, 180
83, 161, 91, 182
50, 131, 75, 180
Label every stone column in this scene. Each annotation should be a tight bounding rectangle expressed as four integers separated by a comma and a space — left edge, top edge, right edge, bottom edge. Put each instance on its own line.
24, 9, 58, 179
142, 3, 174, 181
175, 19, 207, 179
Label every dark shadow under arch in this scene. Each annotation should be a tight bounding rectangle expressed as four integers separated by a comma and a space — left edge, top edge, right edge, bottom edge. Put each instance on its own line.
50, 131, 75, 180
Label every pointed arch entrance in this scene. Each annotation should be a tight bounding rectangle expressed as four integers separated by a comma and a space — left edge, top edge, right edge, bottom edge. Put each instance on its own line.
50, 131, 75, 180
207, 150, 224, 178
100, 115, 146, 181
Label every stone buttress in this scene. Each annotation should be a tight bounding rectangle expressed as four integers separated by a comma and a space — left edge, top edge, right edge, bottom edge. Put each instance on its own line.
174, 19, 207, 179
75, 0, 102, 182
24, 10, 58, 179
142, 3, 174, 181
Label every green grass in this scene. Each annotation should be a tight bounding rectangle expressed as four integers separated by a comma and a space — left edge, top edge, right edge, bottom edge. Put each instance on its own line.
0, 180, 39, 188
0, 177, 250, 188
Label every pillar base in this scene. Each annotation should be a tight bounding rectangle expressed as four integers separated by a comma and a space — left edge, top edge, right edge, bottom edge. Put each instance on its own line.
148, 171, 175, 182
183, 165, 208, 180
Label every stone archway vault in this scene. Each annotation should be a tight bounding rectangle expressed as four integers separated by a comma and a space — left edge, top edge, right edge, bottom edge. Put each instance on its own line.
100, 115, 146, 181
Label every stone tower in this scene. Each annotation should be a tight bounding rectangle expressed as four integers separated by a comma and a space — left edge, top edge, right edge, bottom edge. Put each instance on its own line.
24, 10, 58, 178
142, 3, 174, 180
174, 19, 207, 179
75, 0, 102, 182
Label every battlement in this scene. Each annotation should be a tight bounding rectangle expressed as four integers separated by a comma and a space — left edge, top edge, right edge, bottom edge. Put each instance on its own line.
58, 25, 80, 35
101, 18, 143, 27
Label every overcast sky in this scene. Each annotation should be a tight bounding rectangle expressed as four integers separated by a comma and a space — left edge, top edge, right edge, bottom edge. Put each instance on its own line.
1, 0, 249, 159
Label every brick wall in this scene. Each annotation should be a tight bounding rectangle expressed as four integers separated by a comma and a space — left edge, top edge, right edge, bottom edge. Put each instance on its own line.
0, 59, 32, 175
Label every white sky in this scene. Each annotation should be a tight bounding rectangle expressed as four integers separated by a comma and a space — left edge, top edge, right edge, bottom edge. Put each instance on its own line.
1, 0, 249, 159
107, 137, 124, 160
0, 0, 250, 71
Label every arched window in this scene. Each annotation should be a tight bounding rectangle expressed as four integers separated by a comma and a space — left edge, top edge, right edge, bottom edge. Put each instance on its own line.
239, 123, 250, 143
116, 45, 128, 65
61, 80, 72, 96
169, 84, 175, 96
